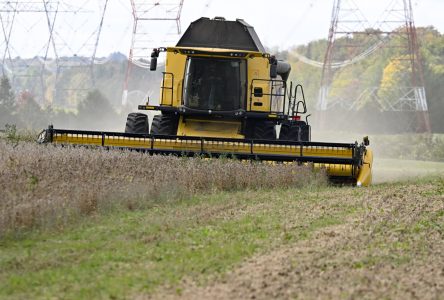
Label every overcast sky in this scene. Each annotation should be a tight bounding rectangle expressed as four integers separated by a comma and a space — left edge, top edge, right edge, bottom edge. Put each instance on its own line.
2, 0, 444, 59
181, 0, 444, 50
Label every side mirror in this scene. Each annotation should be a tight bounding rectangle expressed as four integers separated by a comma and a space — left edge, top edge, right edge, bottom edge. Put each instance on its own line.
150, 57, 157, 71
269, 56, 277, 78
150, 48, 159, 71
363, 136, 370, 146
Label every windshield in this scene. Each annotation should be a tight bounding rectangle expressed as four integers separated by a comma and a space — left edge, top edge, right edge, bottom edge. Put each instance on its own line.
183, 57, 246, 111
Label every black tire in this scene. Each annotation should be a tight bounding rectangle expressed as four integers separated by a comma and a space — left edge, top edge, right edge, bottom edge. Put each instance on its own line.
279, 121, 310, 142
125, 113, 149, 134
249, 121, 276, 140
150, 114, 179, 135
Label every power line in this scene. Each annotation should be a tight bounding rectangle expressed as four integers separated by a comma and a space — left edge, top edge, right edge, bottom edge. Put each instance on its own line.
122, 0, 184, 106
316, 0, 430, 133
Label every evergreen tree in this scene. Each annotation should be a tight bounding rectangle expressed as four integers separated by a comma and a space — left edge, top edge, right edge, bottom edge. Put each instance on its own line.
0, 76, 15, 110
0, 75, 15, 125
76, 89, 119, 130
16, 90, 47, 129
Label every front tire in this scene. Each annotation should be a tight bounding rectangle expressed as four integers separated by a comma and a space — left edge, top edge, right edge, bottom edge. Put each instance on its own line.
246, 120, 276, 140
125, 113, 149, 134
279, 121, 310, 141
150, 114, 179, 135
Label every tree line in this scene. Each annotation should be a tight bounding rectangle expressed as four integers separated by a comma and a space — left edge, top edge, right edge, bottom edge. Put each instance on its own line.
285, 26, 444, 132
0, 75, 122, 131
1, 27, 443, 133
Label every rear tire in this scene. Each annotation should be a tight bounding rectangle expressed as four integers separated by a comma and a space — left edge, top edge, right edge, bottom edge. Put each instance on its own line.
150, 114, 179, 135
125, 113, 149, 134
279, 121, 310, 142
247, 120, 276, 140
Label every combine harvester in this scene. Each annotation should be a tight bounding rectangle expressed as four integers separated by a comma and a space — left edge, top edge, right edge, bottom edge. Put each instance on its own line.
38, 17, 373, 186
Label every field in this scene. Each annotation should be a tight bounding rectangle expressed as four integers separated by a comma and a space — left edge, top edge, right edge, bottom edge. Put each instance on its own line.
1, 137, 444, 299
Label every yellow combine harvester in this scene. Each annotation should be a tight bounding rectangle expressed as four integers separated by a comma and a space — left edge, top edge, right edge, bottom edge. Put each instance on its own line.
38, 17, 373, 186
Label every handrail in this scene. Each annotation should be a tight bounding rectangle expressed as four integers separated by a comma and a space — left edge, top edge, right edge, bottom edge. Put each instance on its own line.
161, 72, 174, 106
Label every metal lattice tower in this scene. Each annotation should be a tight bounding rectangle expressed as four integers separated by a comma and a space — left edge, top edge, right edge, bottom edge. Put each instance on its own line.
0, 1, 109, 108
122, 0, 184, 106
43, 0, 109, 108
317, 0, 431, 133
0, 1, 63, 105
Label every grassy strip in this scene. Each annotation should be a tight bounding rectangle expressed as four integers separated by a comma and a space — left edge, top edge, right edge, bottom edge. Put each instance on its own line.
352, 177, 444, 267
149, 177, 444, 299
0, 185, 357, 299
313, 131, 444, 162
372, 158, 444, 183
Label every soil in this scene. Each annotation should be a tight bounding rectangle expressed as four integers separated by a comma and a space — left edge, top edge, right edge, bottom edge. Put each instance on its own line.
149, 182, 444, 300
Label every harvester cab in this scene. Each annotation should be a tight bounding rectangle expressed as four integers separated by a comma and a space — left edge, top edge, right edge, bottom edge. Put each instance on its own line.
38, 17, 373, 186
133, 17, 311, 141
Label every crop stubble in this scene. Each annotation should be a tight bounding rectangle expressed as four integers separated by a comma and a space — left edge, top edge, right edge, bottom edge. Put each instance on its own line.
152, 182, 444, 300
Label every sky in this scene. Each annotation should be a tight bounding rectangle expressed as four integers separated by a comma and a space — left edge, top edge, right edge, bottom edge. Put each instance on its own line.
1, 0, 444, 59
180, 0, 444, 50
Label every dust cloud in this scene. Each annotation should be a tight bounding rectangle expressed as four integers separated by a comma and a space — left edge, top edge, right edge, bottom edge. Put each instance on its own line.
372, 158, 444, 184
311, 128, 444, 184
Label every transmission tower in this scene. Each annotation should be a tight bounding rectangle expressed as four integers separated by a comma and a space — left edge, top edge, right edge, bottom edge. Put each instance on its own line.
43, 0, 109, 108
122, 0, 184, 106
317, 0, 431, 133
0, 1, 63, 105
0, 1, 109, 108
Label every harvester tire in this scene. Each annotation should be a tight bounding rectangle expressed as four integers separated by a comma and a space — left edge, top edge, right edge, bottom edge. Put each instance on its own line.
251, 121, 276, 140
150, 114, 179, 136
279, 121, 310, 142
125, 113, 149, 134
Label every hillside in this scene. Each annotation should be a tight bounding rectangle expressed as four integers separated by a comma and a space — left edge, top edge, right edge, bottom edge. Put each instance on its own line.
285, 26, 444, 132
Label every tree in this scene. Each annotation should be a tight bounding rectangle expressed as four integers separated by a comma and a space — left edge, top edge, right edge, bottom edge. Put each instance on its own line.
0, 76, 14, 107
76, 89, 119, 130
15, 90, 47, 129
0, 75, 15, 126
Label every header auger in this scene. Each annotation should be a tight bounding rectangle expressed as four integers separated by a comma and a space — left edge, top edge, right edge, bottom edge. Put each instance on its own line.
39, 17, 373, 186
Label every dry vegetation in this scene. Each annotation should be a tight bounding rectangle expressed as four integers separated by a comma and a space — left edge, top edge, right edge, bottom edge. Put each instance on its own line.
0, 139, 326, 236
1, 133, 443, 299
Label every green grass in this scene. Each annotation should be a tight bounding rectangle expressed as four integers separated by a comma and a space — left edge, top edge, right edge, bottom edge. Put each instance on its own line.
0, 186, 355, 299
1, 177, 443, 299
